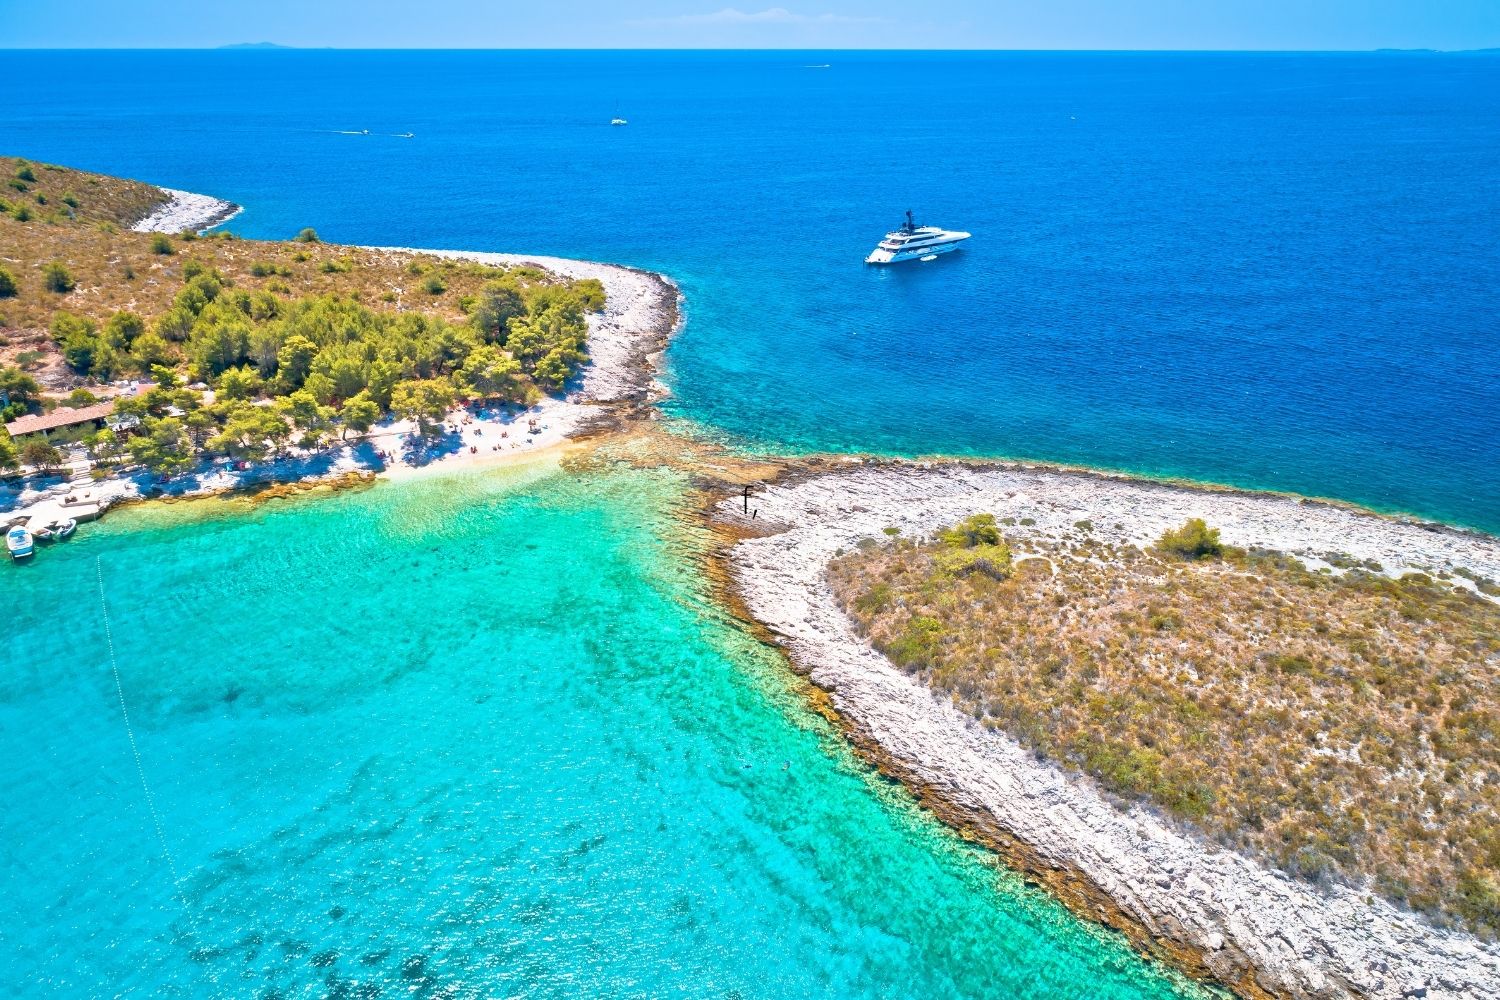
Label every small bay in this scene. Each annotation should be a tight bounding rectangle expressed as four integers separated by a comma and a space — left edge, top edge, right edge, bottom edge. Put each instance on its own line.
0, 463, 1206, 997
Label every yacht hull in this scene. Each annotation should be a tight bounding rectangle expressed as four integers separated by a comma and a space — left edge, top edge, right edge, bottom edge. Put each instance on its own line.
865, 237, 968, 265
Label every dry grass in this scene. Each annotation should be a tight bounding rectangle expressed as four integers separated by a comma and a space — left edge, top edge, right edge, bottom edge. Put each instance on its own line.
0, 222, 558, 336
0, 158, 580, 391
0, 156, 167, 228
830, 530, 1500, 936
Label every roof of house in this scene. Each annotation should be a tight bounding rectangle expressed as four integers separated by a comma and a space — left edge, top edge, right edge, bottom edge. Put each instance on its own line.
4, 400, 116, 437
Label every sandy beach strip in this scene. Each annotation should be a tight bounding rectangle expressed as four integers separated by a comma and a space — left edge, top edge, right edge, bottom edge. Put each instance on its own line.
719, 461, 1500, 1000
1, 246, 678, 518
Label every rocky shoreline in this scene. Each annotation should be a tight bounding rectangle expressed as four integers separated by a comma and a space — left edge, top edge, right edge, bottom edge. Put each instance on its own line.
717, 461, 1500, 1000
129, 186, 242, 233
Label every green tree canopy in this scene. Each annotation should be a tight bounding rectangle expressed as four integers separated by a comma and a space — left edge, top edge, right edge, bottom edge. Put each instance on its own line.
456, 344, 523, 400
130, 331, 177, 372
275, 334, 318, 389
471, 280, 525, 343
339, 391, 381, 439
187, 317, 251, 379
103, 310, 147, 348
214, 365, 263, 402
205, 404, 288, 462
934, 514, 1012, 580
85, 427, 120, 461
20, 439, 65, 472
129, 417, 195, 476
276, 388, 334, 437
391, 378, 456, 435
52, 313, 119, 379
939, 513, 1003, 549
0, 366, 42, 407
0, 431, 19, 470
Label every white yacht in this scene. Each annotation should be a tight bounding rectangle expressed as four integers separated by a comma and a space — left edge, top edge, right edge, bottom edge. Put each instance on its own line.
611, 117, 628, 126
865, 211, 970, 264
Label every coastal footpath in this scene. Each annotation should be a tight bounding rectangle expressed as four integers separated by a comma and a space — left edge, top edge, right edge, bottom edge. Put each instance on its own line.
717, 462, 1500, 1000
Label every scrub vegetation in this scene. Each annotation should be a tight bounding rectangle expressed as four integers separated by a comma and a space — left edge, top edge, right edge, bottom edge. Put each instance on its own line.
830, 517, 1500, 936
0, 155, 169, 230
0, 156, 604, 473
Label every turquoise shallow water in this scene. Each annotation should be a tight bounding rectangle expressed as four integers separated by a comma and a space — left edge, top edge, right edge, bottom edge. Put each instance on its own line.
0, 463, 1207, 998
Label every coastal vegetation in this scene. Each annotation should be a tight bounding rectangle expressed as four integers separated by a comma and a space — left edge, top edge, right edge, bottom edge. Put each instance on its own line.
0, 156, 604, 474
0, 156, 169, 229
830, 517, 1500, 936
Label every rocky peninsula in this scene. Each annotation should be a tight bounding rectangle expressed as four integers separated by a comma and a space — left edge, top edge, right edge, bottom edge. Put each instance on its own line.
717, 461, 1500, 1000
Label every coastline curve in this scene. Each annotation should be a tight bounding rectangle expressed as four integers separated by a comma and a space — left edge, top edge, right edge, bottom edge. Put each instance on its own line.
129, 186, 242, 233
719, 461, 1500, 1000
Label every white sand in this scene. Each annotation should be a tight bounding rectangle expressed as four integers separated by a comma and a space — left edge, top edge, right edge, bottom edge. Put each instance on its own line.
721, 462, 1500, 1000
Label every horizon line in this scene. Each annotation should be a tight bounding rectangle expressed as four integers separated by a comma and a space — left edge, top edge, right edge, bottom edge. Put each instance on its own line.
3, 45, 1498, 54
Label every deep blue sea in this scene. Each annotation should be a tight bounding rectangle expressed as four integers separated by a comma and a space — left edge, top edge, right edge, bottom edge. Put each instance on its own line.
4, 50, 1498, 530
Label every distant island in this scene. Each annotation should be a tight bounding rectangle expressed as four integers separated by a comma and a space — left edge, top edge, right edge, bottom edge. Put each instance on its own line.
1374, 47, 1500, 54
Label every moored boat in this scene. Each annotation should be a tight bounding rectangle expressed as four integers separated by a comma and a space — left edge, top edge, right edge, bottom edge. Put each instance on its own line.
865, 210, 970, 264
6, 524, 34, 561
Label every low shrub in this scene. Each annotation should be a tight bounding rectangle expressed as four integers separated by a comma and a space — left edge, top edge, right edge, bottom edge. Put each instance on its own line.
42, 261, 75, 293
1157, 517, 1224, 560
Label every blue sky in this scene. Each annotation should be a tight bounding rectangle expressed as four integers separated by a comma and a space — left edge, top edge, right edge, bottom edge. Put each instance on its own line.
1, 1, 1497, 49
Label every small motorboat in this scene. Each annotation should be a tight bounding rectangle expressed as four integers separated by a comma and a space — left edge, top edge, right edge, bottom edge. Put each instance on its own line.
610, 118, 628, 126
49, 517, 77, 540
6, 524, 34, 561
